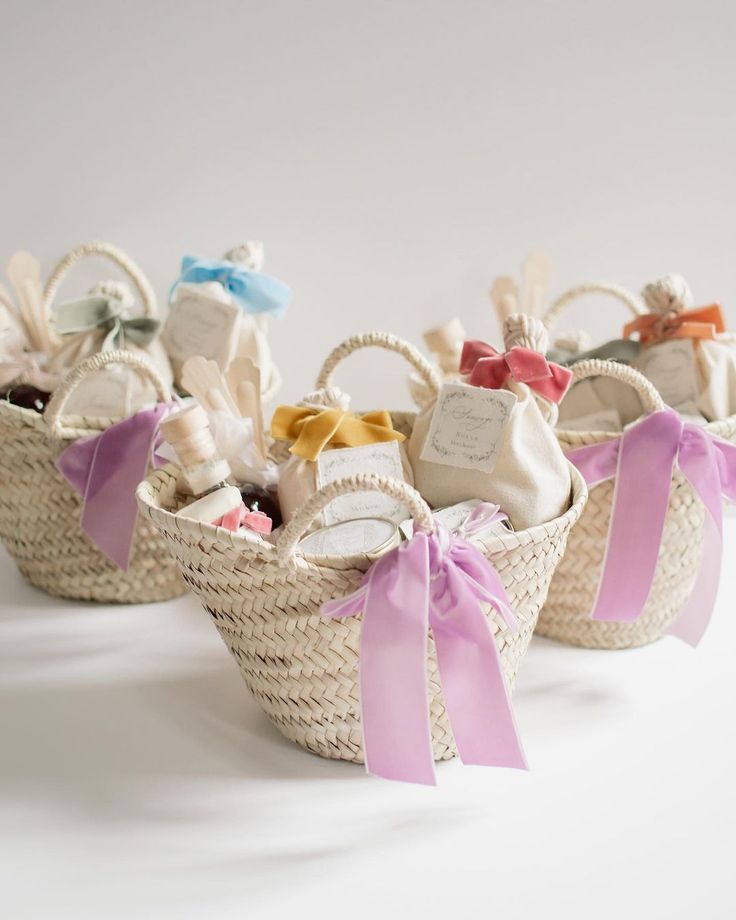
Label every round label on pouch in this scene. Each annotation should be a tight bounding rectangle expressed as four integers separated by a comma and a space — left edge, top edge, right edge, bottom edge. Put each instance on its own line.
298, 517, 400, 558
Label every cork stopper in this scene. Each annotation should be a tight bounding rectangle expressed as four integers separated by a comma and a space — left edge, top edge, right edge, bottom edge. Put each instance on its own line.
553, 329, 592, 355
160, 404, 231, 493
503, 313, 549, 354
89, 280, 135, 310
223, 241, 265, 271
642, 274, 694, 315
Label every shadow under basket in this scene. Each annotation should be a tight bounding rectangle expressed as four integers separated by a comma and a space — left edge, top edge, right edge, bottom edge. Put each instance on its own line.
136, 410, 588, 764
537, 359, 736, 649
0, 394, 185, 605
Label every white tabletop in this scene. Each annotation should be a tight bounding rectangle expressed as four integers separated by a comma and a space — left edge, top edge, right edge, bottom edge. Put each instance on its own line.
1, 525, 734, 920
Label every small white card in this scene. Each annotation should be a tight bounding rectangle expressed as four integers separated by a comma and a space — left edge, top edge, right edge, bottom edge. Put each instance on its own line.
634, 339, 699, 409
65, 368, 133, 418
562, 408, 622, 433
162, 289, 240, 370
399, 499, 511, 540
300, 518, 397, 556
316, 441, 407, 525
419, 383, 516, 472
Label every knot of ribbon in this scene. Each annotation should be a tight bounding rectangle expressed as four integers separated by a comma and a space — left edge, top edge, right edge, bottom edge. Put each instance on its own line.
55, 296, 161, 352
322, 526, 527, 785
566, 408, 736, 645
454, 502, 508, 540
56, 402, 175, 570
271, 405, 405, 461
623, 303, 726, 347
460, 340, 572, 404
171, 255, 291, 318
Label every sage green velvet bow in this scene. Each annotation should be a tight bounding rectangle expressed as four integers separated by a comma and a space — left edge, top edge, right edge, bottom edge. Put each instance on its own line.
54, 296, 160, 351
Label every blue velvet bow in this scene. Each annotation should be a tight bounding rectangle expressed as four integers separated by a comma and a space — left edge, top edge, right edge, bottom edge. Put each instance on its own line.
170, 255, 291, 317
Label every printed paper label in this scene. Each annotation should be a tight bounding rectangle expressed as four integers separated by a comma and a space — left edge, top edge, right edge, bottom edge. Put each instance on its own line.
66, 370, 132, 418
634, 339, 699, 409
163, 289, 240, 368
316, 440, 407, 525
419, 383, 516, 472
562, 408, 623, 433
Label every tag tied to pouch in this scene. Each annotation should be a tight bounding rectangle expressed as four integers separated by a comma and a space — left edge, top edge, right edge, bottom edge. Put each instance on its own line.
624, 274, 736, 423
270, 387, 414, 528
163, 243, 292, 399
419, 382, 516, 473
408, 314, 574, 531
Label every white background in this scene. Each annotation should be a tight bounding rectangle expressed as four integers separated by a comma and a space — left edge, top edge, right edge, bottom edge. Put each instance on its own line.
2, 539, 735, 920
1, 0, 735, 408
1, 1, 735, 917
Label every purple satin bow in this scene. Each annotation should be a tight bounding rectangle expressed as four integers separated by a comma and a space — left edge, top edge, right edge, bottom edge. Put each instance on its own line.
56, 403, 173, 570
566, 409, 736, 645
322, 526, 527, 785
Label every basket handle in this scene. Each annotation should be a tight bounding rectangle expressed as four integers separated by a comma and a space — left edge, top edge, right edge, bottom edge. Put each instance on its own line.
542, 282, 644, 329
276, 473, 433, 566
566, 358, 665, 415
42, 241, 158, 321
314, 331, 442, 400
43, 349, 172, 438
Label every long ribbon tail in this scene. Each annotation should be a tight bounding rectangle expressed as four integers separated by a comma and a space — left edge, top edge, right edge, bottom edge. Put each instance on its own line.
570, 411, 683, 622
669, 429, 736, 645
324, 536, 436, 785
56, 404, 170, 570
362, 537, 434, 784
430, 549, 526, 770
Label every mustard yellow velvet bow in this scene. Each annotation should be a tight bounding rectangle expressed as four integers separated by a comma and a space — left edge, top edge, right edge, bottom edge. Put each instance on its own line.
271, 405, 405, 461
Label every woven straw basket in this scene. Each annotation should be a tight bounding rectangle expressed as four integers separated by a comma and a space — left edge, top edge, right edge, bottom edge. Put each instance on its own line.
538, 285, 736, 649
137, 332, 587, 763
0, 242, 185, 603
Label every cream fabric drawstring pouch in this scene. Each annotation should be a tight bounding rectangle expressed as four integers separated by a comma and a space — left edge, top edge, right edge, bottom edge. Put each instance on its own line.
626, 274, 736, 423
408, 315, 574, 530
47, 279, 173, 417
271, 387, 414, 527
164, 242, 291, 404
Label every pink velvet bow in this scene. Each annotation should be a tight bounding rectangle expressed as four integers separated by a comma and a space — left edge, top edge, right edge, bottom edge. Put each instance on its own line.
322, 526, 527, 785
56, 403, 174, 570
460, 340, 573, 404
566, 409, 736, 645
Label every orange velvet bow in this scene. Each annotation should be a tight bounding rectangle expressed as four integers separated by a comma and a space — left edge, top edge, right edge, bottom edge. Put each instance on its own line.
623, 303, 726, 347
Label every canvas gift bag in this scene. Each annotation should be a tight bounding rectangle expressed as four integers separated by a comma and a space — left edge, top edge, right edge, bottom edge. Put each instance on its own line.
625, 274, 736, 423
44, 242, 174, 417
407, 314, 574, 530
541, 281, 648, 430
271, 388, 415, 527
164, 242, 291, 402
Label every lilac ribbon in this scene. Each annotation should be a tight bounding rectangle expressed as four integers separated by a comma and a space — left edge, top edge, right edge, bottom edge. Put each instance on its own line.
56, 403, 172, 570
454, 502, 508, 540
322, 527, 527, 785
566, 408, 736, 645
